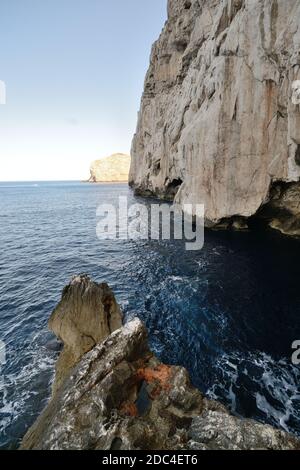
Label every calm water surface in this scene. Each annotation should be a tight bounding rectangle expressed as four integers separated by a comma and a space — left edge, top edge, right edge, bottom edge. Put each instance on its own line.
0, 181, 300, 448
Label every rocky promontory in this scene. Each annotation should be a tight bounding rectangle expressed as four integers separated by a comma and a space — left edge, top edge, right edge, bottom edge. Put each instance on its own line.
48, 275, 122, 394
20, 275, 300, 450
89, 153, 131, 183
130, 0, 300, 236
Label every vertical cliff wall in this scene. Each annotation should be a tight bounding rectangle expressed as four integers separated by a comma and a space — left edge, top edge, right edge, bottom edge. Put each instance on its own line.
130, 0, 300, 234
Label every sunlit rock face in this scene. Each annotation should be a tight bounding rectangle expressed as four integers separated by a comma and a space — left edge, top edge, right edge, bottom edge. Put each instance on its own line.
130, 0, 300, 234
89, 153, 131, 182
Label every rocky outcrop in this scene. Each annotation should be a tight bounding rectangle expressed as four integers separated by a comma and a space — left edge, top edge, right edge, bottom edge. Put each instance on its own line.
257, 181, 300, 235
89, 153, 131, 182
188, 410, 300, 450
130, 0, 300, 235
20, 277, 300, 450
48, 275, 122, 394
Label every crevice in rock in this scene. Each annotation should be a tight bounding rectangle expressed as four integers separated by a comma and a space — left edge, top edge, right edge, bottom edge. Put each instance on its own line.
173, 39, 188, 53
250, 180, 300, 236
135, 381, 152, 416
295, 145, 300, 166
110, 438, 123, 450
184, 1, 192, 10
213, 216, 249, 231
214, 0, 243, 40
165, 178, 183, 199
179, 47, 201, 82
232, 97, 238, 121
153, 160, 161, 176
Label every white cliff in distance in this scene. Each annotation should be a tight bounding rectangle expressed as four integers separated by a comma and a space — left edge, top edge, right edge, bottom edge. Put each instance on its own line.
89, 153, 131, 183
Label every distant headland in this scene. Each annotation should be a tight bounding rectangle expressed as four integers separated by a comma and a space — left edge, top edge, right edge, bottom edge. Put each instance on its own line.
88, 153, 131, 183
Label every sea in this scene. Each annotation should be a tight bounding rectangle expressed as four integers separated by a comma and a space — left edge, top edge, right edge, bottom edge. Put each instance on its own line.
0, 181, 300, 449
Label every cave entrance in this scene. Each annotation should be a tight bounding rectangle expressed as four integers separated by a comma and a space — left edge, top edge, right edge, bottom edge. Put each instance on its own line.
295, 145, 300, 166
165, 178, 183, 200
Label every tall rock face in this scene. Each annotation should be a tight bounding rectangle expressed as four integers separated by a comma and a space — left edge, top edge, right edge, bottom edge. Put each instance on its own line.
130, 0, 300, 234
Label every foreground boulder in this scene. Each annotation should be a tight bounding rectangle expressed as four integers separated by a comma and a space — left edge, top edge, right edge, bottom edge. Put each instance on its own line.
130, 0, 300, 235
20, 278, 299, 450
48, 274, 122, 393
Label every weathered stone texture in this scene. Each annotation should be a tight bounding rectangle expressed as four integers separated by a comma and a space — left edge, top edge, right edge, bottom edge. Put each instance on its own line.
130, 0, 300, 234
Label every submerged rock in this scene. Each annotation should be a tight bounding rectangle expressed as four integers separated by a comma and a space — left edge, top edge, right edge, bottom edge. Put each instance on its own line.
130, 0, 300, 236
20, 277, 300, 450
48, 274, 122, 394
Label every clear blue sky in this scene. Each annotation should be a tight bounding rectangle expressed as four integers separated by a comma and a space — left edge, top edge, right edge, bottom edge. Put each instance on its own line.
0, 0, 167, 181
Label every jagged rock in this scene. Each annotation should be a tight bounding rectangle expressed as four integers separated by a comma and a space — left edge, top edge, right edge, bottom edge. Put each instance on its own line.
89, 153, 131, 182
259, 181, 300, 235
188, 411, 300, 450
49, 274, 122, 394
232, 217, 249, 231
130, 0, 300, 236
20, 319, 203, 450
20, 277, 300, 450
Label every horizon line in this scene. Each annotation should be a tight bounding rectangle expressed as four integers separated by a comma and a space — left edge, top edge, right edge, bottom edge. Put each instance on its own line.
0, 179, 90, 184
0, 179, 131, 183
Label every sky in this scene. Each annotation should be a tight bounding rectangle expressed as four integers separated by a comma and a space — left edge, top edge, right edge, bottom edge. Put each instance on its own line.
0, 0, 167, 181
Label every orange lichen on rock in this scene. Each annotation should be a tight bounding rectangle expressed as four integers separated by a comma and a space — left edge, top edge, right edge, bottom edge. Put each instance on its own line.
120, 401, 138, 417
136, 365, 173, 398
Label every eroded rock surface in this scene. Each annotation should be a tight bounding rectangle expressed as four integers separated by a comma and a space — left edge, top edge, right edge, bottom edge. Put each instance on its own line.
130, 0, 300, 235
49, 274, 122, 393
189, 411, 299, 450
20, 277, 300, 450
258, 181, 300, 235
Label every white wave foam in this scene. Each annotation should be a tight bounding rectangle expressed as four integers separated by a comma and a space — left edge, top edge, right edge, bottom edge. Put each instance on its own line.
207, 351, 300, 435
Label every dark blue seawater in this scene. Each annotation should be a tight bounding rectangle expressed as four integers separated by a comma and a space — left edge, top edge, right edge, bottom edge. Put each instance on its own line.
0, 181, 300, 449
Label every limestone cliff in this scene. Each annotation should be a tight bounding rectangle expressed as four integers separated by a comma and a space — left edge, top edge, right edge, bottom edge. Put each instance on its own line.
89, 153, 131, 182
20, 276, 300, 450
130, 0, 300, 235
